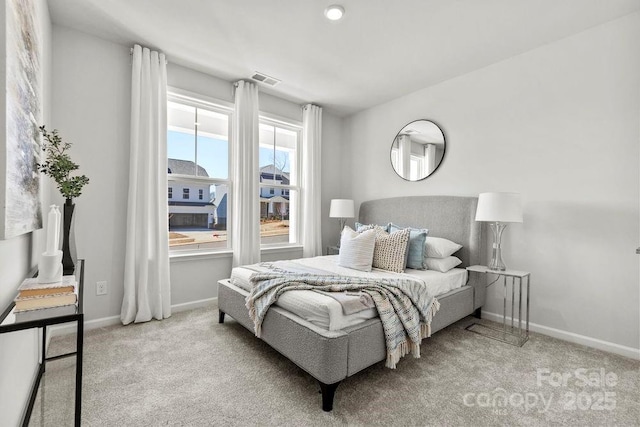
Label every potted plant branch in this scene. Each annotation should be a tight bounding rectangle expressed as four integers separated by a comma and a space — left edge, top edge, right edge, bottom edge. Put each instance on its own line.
38, 126, 89, 274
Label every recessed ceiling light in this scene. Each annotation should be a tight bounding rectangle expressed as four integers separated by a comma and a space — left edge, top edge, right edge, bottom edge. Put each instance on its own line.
324, 5, 345, 21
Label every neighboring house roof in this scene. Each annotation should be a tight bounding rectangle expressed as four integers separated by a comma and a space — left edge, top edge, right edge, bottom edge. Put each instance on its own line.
259, 164, 290, 184
168, 158, 209, 177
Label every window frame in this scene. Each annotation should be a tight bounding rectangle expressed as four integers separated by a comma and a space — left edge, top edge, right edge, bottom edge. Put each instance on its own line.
409, 155, 424, 181
167, 89, 233, 254
258, 115, 302, 248
166, 88, 304, 254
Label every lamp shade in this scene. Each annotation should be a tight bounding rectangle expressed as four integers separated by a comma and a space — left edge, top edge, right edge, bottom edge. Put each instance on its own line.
329, 199, 355, 218
475, 192, 523, 223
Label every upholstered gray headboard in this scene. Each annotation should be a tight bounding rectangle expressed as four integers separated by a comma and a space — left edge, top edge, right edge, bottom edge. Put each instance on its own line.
358, 196, 484, 268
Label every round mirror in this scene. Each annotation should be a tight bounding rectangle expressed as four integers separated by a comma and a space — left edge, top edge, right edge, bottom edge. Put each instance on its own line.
390, 119, 446, 181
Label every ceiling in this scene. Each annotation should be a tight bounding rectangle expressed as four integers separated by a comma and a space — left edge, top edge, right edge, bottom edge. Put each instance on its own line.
48, 0, 640, 117
400, 120, 444, 146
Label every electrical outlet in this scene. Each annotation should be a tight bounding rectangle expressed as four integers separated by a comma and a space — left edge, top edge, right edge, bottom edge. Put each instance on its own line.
96, 281, 108, 296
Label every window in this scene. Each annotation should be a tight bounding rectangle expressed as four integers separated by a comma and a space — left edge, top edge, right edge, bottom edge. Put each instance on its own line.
258, 119, 300, 246
409, 155, 424, 181
167, 95, 231, 252
166, 92, 301, 252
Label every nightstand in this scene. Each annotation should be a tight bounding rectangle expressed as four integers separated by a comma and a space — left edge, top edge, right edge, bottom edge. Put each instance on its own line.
326, 246, 340, 255
1, 260, 85, 426
465, 265, 531, 346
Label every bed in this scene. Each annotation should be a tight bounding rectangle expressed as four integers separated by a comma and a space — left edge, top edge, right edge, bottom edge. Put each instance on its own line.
217, 196, 487, 411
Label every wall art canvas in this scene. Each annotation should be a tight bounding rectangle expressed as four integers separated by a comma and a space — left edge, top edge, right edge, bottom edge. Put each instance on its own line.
0, 0, 43, 239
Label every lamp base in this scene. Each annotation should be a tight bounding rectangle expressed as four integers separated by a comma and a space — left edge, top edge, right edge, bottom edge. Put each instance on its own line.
336, 218, 347, 248
488, 244, 506, 271
488, 222, 507, 271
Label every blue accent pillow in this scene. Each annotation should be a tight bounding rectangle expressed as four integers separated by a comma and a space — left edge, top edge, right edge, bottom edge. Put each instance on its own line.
388, 223, 428, 270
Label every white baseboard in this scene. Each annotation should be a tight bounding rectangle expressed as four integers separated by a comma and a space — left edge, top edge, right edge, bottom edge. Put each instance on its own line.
481, 310, 640, 360
171, 297, 217, 313
48, 297, 218, 339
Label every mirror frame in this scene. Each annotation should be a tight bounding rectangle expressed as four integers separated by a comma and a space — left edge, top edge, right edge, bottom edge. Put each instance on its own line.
389, 119, 446, 182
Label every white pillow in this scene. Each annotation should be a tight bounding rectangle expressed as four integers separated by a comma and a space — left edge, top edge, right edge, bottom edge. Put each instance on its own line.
338, 226, 376, 272
424, 236, 462, 259
425, 256, 462, 273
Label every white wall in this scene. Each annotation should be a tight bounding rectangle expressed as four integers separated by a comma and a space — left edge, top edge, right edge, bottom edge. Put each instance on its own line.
51, 25, 344, 321
343, 13, 640, 354
0, 1, 52, 425
52, 25, 131, 322
321, 112, 345, 250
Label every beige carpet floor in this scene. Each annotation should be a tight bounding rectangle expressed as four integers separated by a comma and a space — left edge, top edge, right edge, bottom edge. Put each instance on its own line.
28, 305, 639, 426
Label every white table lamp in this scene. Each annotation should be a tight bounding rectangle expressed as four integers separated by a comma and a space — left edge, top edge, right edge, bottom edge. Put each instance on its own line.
329, 199, 355, 246
475, 192, 523, 271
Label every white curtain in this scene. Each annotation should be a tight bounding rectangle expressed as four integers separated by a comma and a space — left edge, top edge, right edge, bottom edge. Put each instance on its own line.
121, 45, 171, 325
301, 104, 323, 258
231, 81, 260, 267
425, 143, 436, 175
397, 134, 411, 178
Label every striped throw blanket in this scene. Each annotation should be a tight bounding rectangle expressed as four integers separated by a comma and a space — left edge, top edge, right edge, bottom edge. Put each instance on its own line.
246, 273, 440, 369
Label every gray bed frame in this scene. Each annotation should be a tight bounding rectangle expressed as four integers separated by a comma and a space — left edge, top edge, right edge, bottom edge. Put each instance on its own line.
218, 196, 486, 411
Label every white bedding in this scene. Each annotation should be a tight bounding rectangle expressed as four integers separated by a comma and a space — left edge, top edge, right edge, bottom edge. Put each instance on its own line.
231, 255, 467, 331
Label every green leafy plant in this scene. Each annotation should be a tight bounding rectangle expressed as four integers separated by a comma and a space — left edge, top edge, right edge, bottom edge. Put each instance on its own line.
38, 126, 89, 199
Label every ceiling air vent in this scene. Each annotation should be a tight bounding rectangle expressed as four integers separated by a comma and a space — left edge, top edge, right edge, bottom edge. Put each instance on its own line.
251, 72, 281, 86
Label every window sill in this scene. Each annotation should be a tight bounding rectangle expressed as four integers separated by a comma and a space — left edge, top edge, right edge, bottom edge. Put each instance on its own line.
260, 244, 304, 254
169, 244, 303, 263
170, 249, 233, 263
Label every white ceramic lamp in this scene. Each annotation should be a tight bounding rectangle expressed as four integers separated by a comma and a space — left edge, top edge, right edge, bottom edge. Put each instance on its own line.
475, 192, 523, 271
329, 199, 354, 246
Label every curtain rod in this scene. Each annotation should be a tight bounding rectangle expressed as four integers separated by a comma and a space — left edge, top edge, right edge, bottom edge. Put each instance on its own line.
130, 47, 168, 65
302, 104, 322, 110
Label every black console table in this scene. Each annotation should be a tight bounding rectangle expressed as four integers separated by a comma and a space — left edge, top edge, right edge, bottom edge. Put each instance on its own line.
0, 259, 84, 427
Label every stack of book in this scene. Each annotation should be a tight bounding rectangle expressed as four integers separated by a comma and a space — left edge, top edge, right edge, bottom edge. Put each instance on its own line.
13, 276, 78, 322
